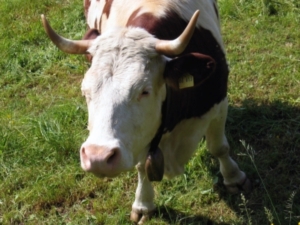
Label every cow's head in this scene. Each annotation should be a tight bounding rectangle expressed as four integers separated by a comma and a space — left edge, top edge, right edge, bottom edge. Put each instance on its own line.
41, 11, 215, 179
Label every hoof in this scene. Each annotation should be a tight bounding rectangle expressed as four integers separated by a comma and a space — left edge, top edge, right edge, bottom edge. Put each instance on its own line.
130, 209, 155, 224
225, 176, 252, 194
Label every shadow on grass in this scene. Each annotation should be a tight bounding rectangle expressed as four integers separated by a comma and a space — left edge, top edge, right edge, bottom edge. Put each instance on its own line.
222, 99, 299, 224
154, 205, 229, 225
154, 98, 300, 224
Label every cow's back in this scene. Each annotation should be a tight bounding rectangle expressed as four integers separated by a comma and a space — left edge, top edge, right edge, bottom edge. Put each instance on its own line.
84, 0, 224, 51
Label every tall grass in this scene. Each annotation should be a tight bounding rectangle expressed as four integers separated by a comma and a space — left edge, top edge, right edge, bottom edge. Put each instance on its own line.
1, 0, 299, 224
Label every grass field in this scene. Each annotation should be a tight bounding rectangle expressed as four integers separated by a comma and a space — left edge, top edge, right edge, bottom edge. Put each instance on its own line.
0, 0, 299, 224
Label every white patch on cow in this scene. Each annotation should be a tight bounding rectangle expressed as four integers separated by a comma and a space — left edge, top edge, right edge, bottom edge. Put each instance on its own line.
87, 0, 106, 30
100, 13, 108, 33
81, 27, 167, 175
171, 0, 225, 52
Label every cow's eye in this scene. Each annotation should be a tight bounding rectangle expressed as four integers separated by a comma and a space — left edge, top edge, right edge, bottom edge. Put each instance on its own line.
142, 91, 149, 96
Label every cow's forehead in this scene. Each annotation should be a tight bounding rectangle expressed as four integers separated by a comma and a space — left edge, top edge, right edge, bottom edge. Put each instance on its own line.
88, 27, 158, 58
83, 27, 165, 92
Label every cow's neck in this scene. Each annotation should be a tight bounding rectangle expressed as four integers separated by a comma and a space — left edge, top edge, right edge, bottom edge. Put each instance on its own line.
149, 85, 171, 153
145, 85, 171, 182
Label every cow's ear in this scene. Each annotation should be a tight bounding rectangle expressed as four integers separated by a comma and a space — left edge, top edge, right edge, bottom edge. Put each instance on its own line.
82, 29, 100, 62
83, 28, 100, 40
164, 53, 216, 90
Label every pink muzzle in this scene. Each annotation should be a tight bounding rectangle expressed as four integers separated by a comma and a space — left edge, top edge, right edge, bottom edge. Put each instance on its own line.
80, 143, 120, 177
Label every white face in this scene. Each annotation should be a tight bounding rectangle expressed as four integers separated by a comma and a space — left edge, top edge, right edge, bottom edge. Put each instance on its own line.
80, 28, 167, 177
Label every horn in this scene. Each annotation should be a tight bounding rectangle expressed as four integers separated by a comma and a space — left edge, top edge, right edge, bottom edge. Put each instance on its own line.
41, 14, 92, 54
155, 10, 200, 56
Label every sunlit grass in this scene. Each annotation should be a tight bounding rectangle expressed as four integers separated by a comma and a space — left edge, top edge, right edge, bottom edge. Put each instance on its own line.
1, 0, 299, 224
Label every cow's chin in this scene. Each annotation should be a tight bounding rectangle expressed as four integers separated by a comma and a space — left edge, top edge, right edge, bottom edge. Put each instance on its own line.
89, 167, 134, 179
92, 173, 118, 179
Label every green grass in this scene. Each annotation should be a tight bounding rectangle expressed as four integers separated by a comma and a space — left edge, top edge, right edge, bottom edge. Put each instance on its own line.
1, 0, 299, 224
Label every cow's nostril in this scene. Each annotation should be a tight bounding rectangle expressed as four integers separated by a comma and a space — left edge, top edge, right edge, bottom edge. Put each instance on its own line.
106, 148, 119, 164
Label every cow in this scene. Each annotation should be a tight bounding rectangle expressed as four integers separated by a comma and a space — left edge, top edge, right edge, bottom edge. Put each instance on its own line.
41, 0, 251, 223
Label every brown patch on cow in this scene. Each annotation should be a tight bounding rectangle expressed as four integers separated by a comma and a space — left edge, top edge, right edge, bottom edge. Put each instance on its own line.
126, 9, 159, 34
127, 10, 229, 131
126, 8, 140, 26
103, 0, 114, 18
94, 18, 99, 31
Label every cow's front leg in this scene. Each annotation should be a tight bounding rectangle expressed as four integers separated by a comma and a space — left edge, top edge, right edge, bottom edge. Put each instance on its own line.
130, 163, 156, 224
